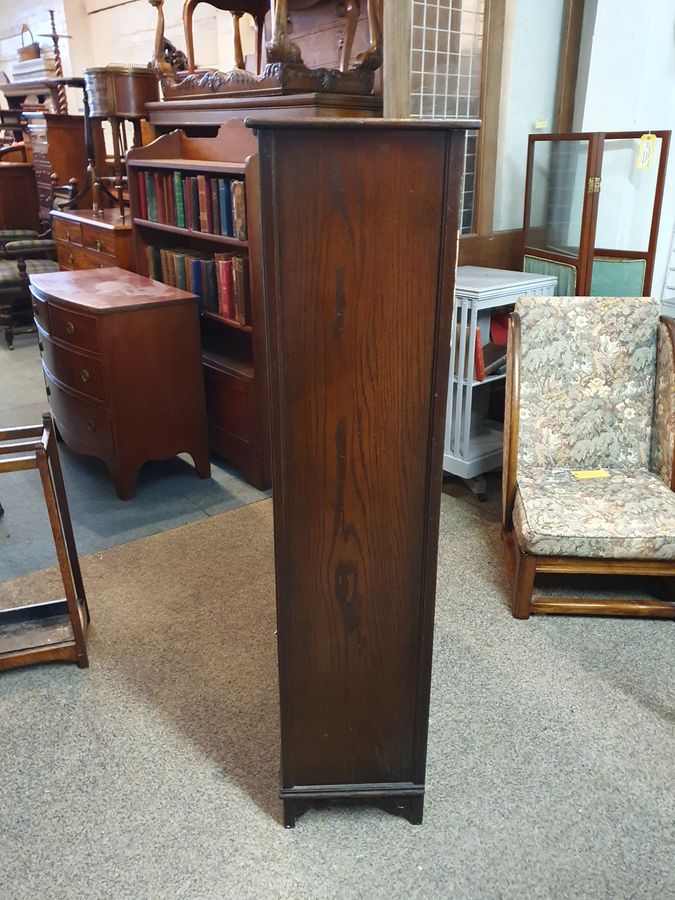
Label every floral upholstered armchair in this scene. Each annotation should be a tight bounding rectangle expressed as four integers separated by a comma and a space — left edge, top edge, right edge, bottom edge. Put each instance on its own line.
502, 295, 675, 619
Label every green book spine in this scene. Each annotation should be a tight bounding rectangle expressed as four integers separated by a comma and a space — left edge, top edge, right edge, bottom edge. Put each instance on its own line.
174, 253, 187, 291
144, 172, 156, 222
174, 171, 185, 229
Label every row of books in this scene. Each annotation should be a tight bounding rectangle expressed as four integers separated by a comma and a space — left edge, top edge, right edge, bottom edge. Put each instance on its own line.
145, 244, 251, 326
136, 170, 247, 241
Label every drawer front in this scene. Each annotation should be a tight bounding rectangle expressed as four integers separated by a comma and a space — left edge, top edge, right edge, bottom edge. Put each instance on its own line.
39, 329, 106, 402
203, 362, 254, 438
44, 370, 113, 457
31, 293, 51, 333
33, 159, 52, 180
56, 244, 115, 271
49, 304, 100, 353
81, 224, 115, 256
52, 218, 82, 247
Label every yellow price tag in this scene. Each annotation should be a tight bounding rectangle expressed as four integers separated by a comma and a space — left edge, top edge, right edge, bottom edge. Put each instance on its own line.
570, 469, 610, 480
636, 134, 656, 170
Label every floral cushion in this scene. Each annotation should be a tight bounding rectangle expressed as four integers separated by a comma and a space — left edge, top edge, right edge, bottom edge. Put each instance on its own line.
513, 467, 675, 559
516, 296, 660, 472
650, 321, 675, 487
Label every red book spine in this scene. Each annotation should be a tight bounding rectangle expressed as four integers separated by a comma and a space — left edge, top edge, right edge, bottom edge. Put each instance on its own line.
137, 171, 147, 219
154, 172, 166, 224
165, 173, 176, 226
217, 258, 234, 319
474, 332, 486, 382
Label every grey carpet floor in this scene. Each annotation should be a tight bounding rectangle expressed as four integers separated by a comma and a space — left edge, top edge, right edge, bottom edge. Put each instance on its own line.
0, 339, 270, 580
0, 497, 673, 900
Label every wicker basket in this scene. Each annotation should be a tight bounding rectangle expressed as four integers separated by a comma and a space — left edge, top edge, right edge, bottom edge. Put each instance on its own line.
17, 25, 40, 62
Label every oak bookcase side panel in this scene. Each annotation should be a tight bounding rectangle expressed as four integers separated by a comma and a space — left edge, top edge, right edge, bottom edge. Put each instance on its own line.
255, 124, 470, 799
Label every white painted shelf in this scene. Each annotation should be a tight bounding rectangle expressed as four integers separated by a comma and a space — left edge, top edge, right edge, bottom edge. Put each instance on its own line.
443, 266, 558, 485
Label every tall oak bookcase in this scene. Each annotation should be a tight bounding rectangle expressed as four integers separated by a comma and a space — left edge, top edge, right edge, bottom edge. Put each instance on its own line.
250, 117, 479, 826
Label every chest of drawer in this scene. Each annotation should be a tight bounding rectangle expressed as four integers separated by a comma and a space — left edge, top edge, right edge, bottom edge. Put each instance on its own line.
39, 327, 106, 402
44, 370, 113, 457
49, 303, 100, 353
81, 225, 116, 257
53, 218, 82, 246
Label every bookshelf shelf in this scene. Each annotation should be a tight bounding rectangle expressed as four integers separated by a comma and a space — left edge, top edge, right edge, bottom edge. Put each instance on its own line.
202, 310, 253, 333
133, 218, 248, 249
127, 158, 247, 175
127, 119, 270, 489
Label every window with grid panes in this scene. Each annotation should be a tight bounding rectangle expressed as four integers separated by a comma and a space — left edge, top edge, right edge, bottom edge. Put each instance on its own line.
409, 0, 485, 234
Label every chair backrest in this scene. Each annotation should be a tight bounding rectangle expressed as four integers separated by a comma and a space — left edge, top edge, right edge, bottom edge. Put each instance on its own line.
515, 295, 660, 472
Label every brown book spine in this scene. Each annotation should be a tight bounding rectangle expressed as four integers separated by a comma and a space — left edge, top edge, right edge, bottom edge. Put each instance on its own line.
231, 180, 247, 241
197, 175, 209, 232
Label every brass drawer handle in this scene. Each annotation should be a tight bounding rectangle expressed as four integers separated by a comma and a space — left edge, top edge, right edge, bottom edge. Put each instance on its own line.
95, 239, 102, 252
86, 419, 96, 432
65, 321, 75, 336
65, 230, 70, 241
68, 253, 74, 266
80, 369, 90, 383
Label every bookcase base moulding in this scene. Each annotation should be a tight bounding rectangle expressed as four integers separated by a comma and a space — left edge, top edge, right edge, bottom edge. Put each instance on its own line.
251, 116, 479, 826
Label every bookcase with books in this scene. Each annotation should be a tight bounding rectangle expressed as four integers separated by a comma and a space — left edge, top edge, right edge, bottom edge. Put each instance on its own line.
126, 119, 269, 489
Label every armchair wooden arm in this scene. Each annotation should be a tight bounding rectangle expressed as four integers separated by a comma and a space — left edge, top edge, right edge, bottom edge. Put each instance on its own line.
502, 311, 521, 531
658, 315, 675, 491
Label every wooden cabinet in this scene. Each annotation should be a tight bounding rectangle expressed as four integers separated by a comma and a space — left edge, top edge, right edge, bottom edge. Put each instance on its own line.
26, 114, 106, 220
51, 209, 134, 273
252, 117, 478, 826
126, 119, 270, 489
0, 163, 39, 231
29, 267, 210, 500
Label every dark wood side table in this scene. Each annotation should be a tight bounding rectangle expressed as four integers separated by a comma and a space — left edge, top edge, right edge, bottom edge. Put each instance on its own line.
29, 267, 210, 500
251, 117, 479, 826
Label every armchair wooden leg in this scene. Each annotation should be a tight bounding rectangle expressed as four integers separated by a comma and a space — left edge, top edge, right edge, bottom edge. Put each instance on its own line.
512, 545, 536, 619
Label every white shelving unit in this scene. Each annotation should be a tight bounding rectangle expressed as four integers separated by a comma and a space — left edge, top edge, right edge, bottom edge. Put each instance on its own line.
444, 266, 558, 492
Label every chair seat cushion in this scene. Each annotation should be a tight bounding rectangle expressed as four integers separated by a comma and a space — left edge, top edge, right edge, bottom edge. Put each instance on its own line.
0, 259, 59, 288
514, 467, 675, 559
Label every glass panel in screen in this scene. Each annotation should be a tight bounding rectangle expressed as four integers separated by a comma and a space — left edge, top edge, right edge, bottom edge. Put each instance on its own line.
595, 137, 662, 252
525, 139, 590, 258
409, 0, 485, 234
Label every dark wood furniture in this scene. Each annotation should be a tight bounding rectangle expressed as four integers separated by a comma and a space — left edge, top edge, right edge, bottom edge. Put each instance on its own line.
26, 114, 103, 221
146, 92, 382, 136
0, 162, 40, 231
251, 117, 479, 826
126, 119, 270, 489
0, 414, 89, 671
51, 209, 134, 272
29, 267, 210, 500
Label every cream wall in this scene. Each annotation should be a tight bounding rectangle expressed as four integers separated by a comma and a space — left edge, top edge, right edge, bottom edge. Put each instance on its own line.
574, 0, 675, 302
83, 0, 248, 72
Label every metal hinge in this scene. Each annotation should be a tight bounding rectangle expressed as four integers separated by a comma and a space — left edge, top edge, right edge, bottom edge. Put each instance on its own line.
587, 176, 601, 194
